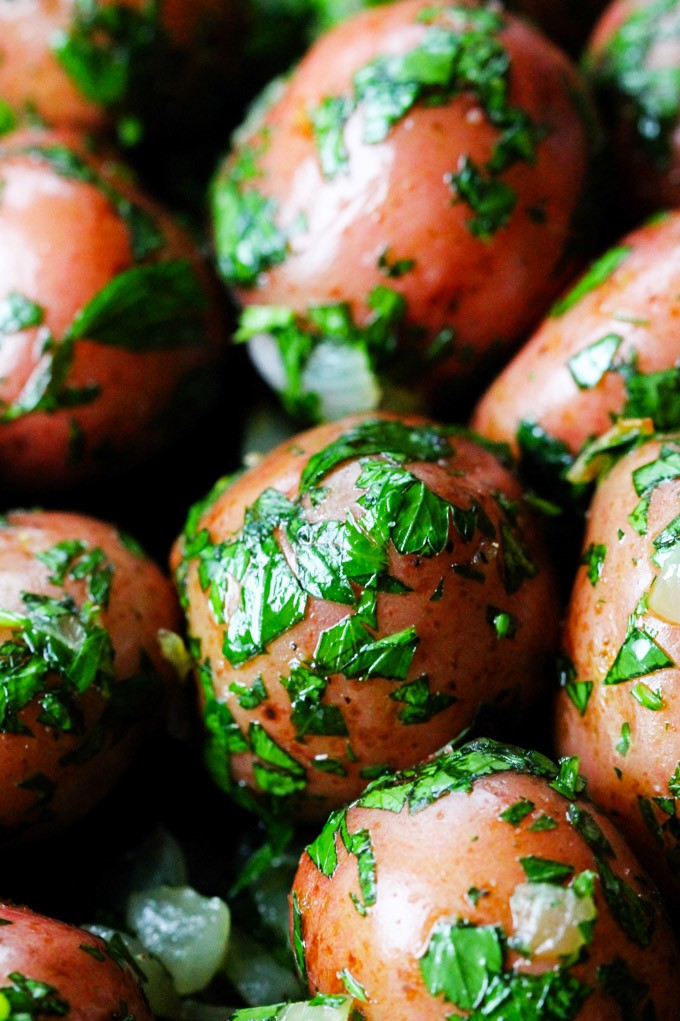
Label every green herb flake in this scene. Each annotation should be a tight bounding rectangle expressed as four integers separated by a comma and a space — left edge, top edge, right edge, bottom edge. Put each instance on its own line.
550, 756, 586, 800
529, 814, 558, 832
389, 675, 455, 724
616, 722, 631, 757
338, 969, 367, 1002
229, 675, 268, 710
486, 606, 517, 639
604, 626, 674, 685
291, 891, 307, 984
565, 680, 594, 717
377, 246, 416, 278
581, 543, 607, 586
669, 761, 680, 796
498, 798, 534, 826
551, 247, 631, 317
630, 681, 665, 710
0, 972, 69, 1018
519, 856, 574, 885
0, 292, 45, 335
568, 334, 622, 390
280, 664, 348, 739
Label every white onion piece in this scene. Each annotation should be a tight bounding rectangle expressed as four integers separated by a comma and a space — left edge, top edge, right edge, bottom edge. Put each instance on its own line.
248, 334, 381, 421
281, 998, 353, 1021
127, 885, 231, 996
649, 544, 680, 624
510, 882, 596, 960
223, 925, 303, 1007
85, 925, 182, 1020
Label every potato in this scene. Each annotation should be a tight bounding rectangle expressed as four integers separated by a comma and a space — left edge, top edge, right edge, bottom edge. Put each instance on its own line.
555, 435, 680, 905
0, 902, 151, 1021
0, 126, 222, 490
171, 412, 559, 820
291, 738, 680, 1020
472, 212, 680, 489
586, 0, 680, 217
212, 0, 596, 420
0, 508, 180, 837
0, 0, 242, 138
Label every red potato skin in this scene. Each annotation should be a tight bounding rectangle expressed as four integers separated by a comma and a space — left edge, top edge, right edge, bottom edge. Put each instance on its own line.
0, 127, 222, 490
555, 438, 680, 905
0, 509, 180, 837
588, 0, 680, 217
292, 769, 680, 1020
223, 0, 594, 395
472, 212, 680, 456
0, 0, 239, 133
0, 903, 151, 1021
172, 412, 560, 818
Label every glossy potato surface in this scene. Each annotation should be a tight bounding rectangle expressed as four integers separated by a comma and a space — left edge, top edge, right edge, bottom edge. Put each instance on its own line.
473, 212, 680, 467
0, 509, 180, 837
0, 0, 239, 133
555, 436, 680, 904
0, 902, 151, 1021
292, 740, 680, 1019
173, 412, 559, 818
214, 0, 595, 413
0, 127, 221, 489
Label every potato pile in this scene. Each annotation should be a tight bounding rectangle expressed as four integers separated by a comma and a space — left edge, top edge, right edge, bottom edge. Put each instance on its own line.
1, 1, 680, 1020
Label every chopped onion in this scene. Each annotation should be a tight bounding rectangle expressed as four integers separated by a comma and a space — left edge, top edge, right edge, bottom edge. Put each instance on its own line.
248, 334, 382, 421
223, 924, 303, 1007
510, 882, 596, 960
281, 998, 353, 1021
649, 544, 680, 624
85, 926, 181, 1020
127, 885, 231, 996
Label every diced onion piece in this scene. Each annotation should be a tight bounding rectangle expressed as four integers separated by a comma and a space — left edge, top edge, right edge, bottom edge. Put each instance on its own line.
223, 924, 303, 1007
649, 545, 680, 625
510, 882, 596, 960
281, 998, 353, 1021
248, 334, 382, 421
127, 885, 231, 996
85, 926, 181, 1020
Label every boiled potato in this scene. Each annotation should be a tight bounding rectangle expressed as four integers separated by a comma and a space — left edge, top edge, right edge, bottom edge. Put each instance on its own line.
0, 126, 222, 490
171, 412, 559, 820
291, 738, 680, 1020
212, 0, 596, 420
472, 211, 680, 490
555, 434, 680, 905
0, 509, 179, 837
0, 902, 152, 1021
587, 0, 680, 217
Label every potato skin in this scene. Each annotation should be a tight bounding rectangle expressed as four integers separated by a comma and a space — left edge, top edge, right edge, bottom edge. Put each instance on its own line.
0, 0, 240, 134
0, 902, 151, 1021
0, 509, 180, 838
172, 412, 559, 819
555, 436, 680, 905
292, 741, 680, 1020
214, 0, 595, 408
472, 212, 680, 463
0, 127, 221, 490
587, 0, 680, 218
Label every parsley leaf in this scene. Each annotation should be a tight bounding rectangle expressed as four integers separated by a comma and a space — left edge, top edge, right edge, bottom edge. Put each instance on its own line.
519, 856, 574, 885
568, 334, 622, 390
389, 675, 456, 724
551, 247, 631, 317
603, 626, 675, 685
0, 293, 45, 335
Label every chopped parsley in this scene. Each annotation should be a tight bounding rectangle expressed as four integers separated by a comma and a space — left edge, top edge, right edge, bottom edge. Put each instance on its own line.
388, 675, 456, 724
603, 625, 675, 685
498, 798, 534, 826
568, 334, 622, 390
0, 973, 69, 1018
519, 856, 574, 885
581, 543, 606, 587
551, 246, 631, 318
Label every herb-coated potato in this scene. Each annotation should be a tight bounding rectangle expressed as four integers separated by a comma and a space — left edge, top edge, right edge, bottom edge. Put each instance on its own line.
587, 0, 680, 218
0, 127, 222, 490
171, 413, 559, 820
0, 902, 152, 1021
0, 509, 180, 838
555, 435, 680, 905
472, 212, 680, 487
0, 0, 242, 138
291, 739, 680, 1020
212, 0, 596, 421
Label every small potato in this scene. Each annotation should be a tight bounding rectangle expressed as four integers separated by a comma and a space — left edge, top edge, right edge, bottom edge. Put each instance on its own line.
0, 127, 222, 490
213, 0, 596, 419
172, 412, 559, 819
0, 509, 180, 837
587, 0, 680, 217
0, 0, 242, 137
291, 739, 680, 1020
555, 435, 680, 905
0, 902, 151, 1021
472, 212, 680, 487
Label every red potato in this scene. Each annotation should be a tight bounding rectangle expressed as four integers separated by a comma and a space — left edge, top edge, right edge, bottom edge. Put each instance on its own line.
472, 212, 680, 475
0, 0, 242, 135
212, 0, 596, 419
0, 509, 180, 838
291, 739, 680, 1020
0, 902, 152, 1021
0, 127, 222, 490
587, 0, 680, 218
171, 412, 559, 819
555, 435, 680, 905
